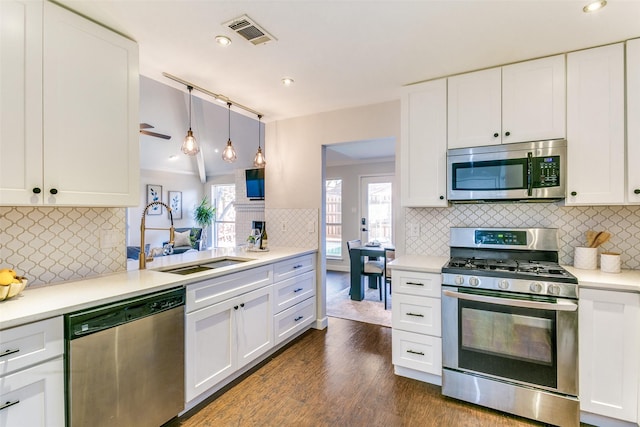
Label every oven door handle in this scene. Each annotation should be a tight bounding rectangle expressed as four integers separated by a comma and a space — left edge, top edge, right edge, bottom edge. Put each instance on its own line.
442, 290, 578, 312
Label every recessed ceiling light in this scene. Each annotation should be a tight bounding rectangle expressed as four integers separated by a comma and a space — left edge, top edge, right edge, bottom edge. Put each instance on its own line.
215, 35, 232, 46
281, 77, 295, 86
583, 0, 607, 13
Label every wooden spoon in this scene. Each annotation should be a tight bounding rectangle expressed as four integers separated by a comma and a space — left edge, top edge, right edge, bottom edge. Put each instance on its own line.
586, 230, 598, 247
592, 231, 611, 248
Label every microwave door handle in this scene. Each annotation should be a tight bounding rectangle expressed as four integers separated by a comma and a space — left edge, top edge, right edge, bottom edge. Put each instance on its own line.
527, 152, 533, 196
442, 290, 578, 312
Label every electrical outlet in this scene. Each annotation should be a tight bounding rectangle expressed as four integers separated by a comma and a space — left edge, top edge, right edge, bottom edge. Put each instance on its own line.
308, 221, 316, 233
408, 223, 420, 237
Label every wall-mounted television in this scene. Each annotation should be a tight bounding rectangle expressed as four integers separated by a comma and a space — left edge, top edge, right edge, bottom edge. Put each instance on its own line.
245, 168, 265, 200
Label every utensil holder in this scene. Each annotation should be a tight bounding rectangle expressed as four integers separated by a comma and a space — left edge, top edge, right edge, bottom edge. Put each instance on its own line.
574, 247, 598, 270
601, 252, 621, 273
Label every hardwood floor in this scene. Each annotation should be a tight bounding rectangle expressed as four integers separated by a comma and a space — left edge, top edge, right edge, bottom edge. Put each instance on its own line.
168, 317, 544, 427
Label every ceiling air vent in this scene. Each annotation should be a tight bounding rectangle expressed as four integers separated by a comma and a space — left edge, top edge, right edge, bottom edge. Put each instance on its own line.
223, 15, 276, 45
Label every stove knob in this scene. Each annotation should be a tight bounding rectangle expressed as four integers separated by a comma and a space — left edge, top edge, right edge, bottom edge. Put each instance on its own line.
498, 279, 510, 290
469, 277, 480, 287
530, 282, 543, 293
454, 275, 464, 285
548, 284, 561, 296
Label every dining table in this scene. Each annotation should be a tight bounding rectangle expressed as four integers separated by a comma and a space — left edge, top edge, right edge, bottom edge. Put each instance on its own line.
348, 243, 395, 301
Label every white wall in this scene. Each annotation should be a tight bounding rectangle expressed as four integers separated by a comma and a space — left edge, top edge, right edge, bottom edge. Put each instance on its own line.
127, 169, 204, 249
325, 160, 395, 271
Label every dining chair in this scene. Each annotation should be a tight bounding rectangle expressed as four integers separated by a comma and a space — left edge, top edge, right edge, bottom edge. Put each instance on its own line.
347, 239, 385, 300
383, 249, 395, 310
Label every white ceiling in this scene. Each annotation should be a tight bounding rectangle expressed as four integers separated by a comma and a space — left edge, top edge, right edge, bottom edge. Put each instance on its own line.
57, 0, 640, 174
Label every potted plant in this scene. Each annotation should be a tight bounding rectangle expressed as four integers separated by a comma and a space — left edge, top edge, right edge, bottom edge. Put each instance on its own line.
193, 196, 215, 249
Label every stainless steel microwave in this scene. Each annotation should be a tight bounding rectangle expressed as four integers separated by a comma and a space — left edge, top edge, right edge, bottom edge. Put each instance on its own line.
447, 139, 566, 202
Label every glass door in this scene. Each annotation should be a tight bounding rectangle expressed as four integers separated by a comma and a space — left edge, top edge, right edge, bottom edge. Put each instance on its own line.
359, 175, 393, 244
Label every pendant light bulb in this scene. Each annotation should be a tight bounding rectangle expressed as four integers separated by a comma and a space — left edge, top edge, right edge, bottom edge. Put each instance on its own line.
222, 102, 237, 163
253, 114, 266, 168
182, 86, 200, 156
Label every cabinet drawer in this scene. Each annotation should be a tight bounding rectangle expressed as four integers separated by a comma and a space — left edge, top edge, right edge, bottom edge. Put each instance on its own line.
392, 329, 442, 376
273, 271, 315, 314
0, 317, 63, 376
392, 293, 441, 336
273, 297, 315, 345
0, 356, 65, 427
392, 270, 441, 298
273, 254, 315, 281
186, 265, 273, 313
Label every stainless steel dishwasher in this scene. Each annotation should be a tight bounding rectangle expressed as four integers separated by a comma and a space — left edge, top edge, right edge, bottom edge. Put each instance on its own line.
65, 287, 185, 427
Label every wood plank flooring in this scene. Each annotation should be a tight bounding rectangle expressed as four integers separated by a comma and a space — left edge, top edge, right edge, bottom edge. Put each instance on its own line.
167, 317, 546, 427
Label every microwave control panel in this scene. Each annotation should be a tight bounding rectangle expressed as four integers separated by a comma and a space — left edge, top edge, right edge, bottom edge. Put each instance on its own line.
531, 156, 560, 187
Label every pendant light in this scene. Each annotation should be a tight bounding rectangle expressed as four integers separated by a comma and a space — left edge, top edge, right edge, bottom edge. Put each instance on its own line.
253, 115, 266, 168
181, 86, 200, 156
222, 102, 237, 163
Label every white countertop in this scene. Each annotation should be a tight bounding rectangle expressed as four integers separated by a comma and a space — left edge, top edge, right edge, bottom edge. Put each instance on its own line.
0, 247, 316, 330
388, 255, 640, 293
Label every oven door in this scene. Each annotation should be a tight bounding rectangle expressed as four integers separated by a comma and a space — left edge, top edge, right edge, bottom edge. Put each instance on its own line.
442, 286, 578, 396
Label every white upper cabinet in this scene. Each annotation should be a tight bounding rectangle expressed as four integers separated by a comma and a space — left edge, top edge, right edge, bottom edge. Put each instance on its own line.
0, 0, 139, 206
448, 55, 566, 149
400, 78, 448, 207
627, 38, 640, 204
566, 43, 624, 205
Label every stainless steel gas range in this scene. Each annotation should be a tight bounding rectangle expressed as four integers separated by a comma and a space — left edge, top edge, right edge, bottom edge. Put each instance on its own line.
441, 227, 579, 427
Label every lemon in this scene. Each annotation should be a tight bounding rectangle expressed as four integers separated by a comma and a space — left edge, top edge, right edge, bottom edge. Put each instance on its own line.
0, 271, 16, 286
0, 268, 16, 277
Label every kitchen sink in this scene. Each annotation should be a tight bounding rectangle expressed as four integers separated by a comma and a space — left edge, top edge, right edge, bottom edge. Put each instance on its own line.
162, 257, 253, 275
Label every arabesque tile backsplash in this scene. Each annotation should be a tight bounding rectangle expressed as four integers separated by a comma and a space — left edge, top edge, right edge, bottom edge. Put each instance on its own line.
405, 203, 640, 270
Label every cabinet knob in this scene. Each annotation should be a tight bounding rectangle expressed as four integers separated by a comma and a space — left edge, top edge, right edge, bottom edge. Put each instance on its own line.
32, 187, 41, 194
439, 195, 444, 200
570, 191, 577, 196
505, 131, 511, 137
50, 188, 58, 195
240, 303, 245, 308
234, 305, 239, 310
493, 133, 499, 138
635, 189, 640, 194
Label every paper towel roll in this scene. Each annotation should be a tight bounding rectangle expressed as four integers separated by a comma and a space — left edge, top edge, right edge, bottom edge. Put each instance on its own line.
574, 247, 598, 270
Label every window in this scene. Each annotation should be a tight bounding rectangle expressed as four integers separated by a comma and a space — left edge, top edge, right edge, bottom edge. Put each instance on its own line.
212, 184, 236, 248
325, 179, 342, 258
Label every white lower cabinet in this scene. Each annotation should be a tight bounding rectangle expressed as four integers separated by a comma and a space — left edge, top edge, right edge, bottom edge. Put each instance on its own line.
0, 317, 64, 427
185, 285, 273, 403
391, 270, 442, 384
579, 288, 640, 425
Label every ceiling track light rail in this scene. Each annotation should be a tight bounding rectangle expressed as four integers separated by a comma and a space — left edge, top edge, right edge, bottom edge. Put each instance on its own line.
162, 72, 263, 118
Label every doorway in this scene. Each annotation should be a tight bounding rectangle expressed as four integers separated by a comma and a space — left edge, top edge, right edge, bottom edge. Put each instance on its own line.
359, 175, 393, 245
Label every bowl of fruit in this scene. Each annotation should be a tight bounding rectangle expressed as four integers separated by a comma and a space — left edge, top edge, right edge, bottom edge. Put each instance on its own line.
0, 269, 27, 301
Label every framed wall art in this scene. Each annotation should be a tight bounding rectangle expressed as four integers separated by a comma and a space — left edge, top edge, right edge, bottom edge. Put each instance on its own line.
168, 191, 182, 219
146, 184, 162, 215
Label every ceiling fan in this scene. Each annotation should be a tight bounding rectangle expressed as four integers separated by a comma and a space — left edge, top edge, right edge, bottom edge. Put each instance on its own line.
139, 123, 171, 140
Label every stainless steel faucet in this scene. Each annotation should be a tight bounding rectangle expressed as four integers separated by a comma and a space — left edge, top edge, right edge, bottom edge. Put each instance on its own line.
139, 201, 175, 269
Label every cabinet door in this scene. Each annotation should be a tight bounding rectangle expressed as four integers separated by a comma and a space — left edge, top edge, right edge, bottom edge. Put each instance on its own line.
502, 55, 565, 143
447, 67, 501, 149
392, 293, 441, 336
185, 297, 236, 403
392, 329, 442, 376
0, 357, 64, 427
579, 288, 639, 422
0, 0, 43, 205
566, 43, 625, 205
400, 78, 448, 207
627, 38, 640, 204
42, 2, 139, 206
236, 286, 274, 369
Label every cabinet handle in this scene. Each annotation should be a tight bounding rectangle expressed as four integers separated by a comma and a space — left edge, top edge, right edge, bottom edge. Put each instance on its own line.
293, 288, 304, 293
240, 303, 245, 308
294, 316, 303, 322
0, 400, 20, 411
406, 349, 424, 356
406, 312, 424, 317
32, 187, 41, 194
635, 189, 640, 194
439, 195, 444, 200
406, 281, 424, 287
493, 133, 499, 138
50, 188, 58, 195
234, 305, 239, 310
570, 191, 577, 196
292, 264, 303, 269
505, 131, 511, 137
0, 348, 19, 358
